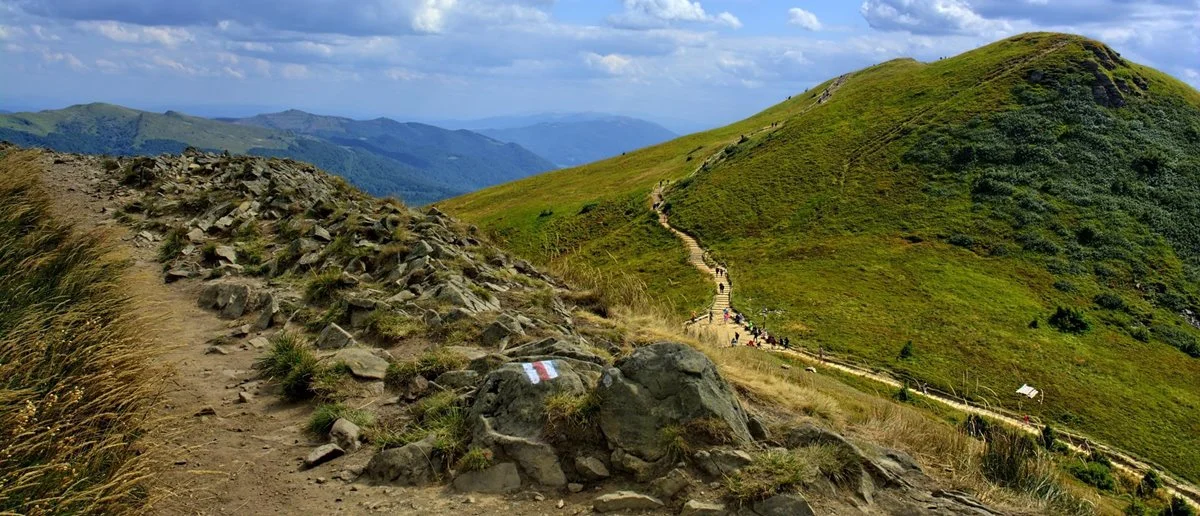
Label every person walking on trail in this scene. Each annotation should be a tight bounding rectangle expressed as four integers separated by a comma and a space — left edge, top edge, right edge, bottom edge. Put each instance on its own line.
723, 311, 730, 324
708, 311, 714, 324
719, 283, 725, 294
691, 310, 697, 322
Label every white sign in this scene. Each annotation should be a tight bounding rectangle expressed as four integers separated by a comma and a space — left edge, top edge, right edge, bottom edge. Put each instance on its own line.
1016, 384, 1039, 399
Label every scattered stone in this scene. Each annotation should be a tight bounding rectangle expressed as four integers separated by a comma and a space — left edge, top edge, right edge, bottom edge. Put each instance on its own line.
556, 499, 564, 509
312, 225, 332, 242
237, 391, 254, 404
332, 348, 389, 380
574, 455, 611, 481
330, 418, 363, 452
165, 268, 192, 282
214, 245, 238, 263
206, 345, 232, 355
434, 369, 480, 389
252, 293, 279, 331
681, 500, 726, 516
363, 435, 438, 486
194, 406, 217, 417
305, 444, 345, 469
198, 282, 255, 319
752, 493, 813, 516
314, 323, 356, 349
187, 227, 206, 243
452, 462, 521, 494
592, 491, 664, 513
650, 468, 692, 500
567, 483, 584, 493
247, 336, 271, 349
694, 449, 752, 477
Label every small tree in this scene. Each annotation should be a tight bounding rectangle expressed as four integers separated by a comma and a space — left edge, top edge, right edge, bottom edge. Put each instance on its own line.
1138, 470, 1162, 497
899, 341, 914, 359
895, 385, 912, 403
1039, 424, 1057, 451
1049, 306, 1090, 334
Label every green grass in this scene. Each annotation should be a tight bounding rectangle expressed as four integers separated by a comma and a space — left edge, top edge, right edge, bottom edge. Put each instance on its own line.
254, 332, 325, 400
441, 32, 1200, 482
0, 150, 158, 513
384, 347, 469, 388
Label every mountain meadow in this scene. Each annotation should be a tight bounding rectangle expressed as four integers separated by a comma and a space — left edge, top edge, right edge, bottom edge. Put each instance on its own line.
440, 32, 1200, 484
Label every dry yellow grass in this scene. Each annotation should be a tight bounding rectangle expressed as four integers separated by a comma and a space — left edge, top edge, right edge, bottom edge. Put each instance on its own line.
0, 150, 160, 514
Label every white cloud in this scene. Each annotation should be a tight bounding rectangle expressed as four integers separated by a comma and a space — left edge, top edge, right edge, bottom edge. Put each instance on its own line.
149, 55, 200, 75
78, 21, 193, 47
223, 66, 246, 79
385, 67, 428, 80
611, 0, 741, 29
413, 0, 458, 33
30, 24, 60, 41
787, 8, 822, 31
0, 25, 21, 41
41, 49, 86, 71
280, 63, 310, 79
584, 52, 638, 75
859, 0, 1011, 36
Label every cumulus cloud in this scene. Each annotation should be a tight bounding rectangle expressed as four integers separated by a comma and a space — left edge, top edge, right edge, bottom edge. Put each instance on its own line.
860, 0, 1011, 35
280, 63, 310, 79
610, 0, 742, 30
584, 52, 639, 75
787, 8, 822, 31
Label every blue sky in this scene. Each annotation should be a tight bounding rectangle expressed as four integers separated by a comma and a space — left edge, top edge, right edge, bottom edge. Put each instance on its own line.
1, 0, 1197, 131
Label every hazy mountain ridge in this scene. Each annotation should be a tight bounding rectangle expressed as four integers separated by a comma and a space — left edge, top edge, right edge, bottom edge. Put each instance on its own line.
478, 115, 677, 168
0, 104, 554, 205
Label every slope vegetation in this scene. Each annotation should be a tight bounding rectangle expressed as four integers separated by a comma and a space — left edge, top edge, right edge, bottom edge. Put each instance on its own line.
0, 104, 554, 205
440, 33, 1200, 483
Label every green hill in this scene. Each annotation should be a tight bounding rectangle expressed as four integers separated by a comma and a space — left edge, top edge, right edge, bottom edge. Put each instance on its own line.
0, 104, 554, 205
440, 33, 1200, 482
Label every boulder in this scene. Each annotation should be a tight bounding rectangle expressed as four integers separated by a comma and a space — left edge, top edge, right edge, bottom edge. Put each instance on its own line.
312, 225, 332, 242
251, 293, 279, 332
332, 348, 389, 380
468, 360, 598, 486
481, 317, 523, 348
598, 343, 752, 462
574, 455, 611, 481
611, 448, 658, 482
304, 443, 344, 469
752, 493, 813, 516
363, 435, 438, 486
694, 449, 753, 477
592, 491, 664, 513
452, 462, 522, 494
330, 418, 362, 452
186, 227, 206, 243
408, 240, 434, 260
682, 500, 727, 516
435, 283, 499, 314
314, 323, 356, 349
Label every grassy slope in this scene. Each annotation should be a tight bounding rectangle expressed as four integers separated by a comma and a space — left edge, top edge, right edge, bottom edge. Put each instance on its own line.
442, 33, 1200, 482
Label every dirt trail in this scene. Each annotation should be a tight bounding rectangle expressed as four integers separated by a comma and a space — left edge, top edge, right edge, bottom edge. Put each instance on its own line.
650, 167, 1200, 510
35, 153, 585, 515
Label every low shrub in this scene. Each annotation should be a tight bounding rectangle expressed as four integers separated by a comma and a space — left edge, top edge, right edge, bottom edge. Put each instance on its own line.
384, 348, 469, 388
158, 227, 187, 262
1066, 459, 1115, 491
254, 332, 323, 400
1049, 307, 1090, 334
454, 448, 495, 473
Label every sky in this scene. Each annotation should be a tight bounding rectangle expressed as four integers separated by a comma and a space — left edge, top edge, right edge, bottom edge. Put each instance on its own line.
0, 0, 1198, 131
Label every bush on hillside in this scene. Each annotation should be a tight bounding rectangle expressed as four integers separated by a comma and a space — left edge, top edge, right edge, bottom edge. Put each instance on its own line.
1049, 307, 1091, 334
1066, 459, 1115, 491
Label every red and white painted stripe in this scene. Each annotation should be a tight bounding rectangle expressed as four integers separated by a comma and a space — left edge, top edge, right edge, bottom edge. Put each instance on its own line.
522, 360, 560, 384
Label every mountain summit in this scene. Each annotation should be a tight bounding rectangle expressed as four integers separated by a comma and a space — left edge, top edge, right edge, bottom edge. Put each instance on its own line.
441, 32, 1200, 482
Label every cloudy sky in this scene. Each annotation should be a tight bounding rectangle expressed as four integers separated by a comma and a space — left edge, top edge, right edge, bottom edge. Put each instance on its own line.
1, 0, 1197, 130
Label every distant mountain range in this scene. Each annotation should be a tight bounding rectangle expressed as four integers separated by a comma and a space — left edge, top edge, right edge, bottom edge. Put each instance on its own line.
438, 112, 678, 168
0, 104, 554, 205
477, 115, 677, 168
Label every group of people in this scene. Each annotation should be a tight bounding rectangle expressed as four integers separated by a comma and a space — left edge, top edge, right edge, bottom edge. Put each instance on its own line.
729, 317, 791, 350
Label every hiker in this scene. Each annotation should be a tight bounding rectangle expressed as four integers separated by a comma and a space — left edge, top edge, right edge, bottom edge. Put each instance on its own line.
730, 335, 737, 347
783, 336, 791, 350
719, 283, 725, 294
734, 332, 740, 344
723, 312, 730, 324
708, 311, 714, 324
691, 310, 697, 322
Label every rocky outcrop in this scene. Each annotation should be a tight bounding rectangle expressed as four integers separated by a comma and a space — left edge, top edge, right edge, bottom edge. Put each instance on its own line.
363, 435, 439, 486
598, 342, 752, 462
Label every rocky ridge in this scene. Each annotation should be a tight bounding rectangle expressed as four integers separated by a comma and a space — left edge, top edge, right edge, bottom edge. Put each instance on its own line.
48, 146, 1002, 515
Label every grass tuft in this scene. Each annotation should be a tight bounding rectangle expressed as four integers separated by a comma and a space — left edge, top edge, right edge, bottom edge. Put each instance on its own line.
307, 403, 375, 436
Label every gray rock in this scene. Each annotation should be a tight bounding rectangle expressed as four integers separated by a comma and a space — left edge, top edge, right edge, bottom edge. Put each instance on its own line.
592, 491, 664, 513
252, 293, 279, 331
363, 435, 438, 486
330, 418, 362, 452
468, 360, 600, 486
681, 500, 726, 516
198, 283, 255, 319
452, 462, 521, 494
298, 252, 322, 266
752, 493, 813, 516
504, 338, 607, 365
694, 449, 753, 477
650, 467, 692, 500
408, 240, 434, 260
215, 245, 238, 264
187, 227, 206, 243
312, 225, 332, 242
304, 443, 345, 469
568, 482, 584, 493
237, 391, 254, 404
574, 455, 611, 481
748, 416, 770, 442
611, 448, 658, 482
386, 290, 418, 304
481, 318, 522, 348
314, 323, 356, 349
333, 348, 389, 380
435, 283, 499, 314
598, 343, 752, 462
434, 369, 481, 389
247, 336, 270, 349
